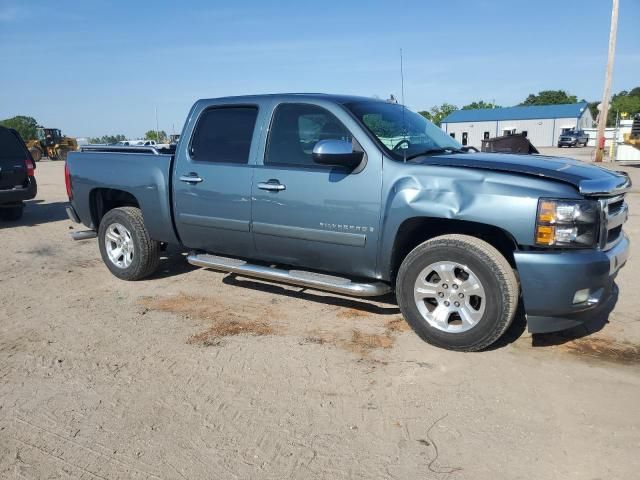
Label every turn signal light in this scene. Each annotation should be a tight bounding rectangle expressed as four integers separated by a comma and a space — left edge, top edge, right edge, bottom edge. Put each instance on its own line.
535, 225, 555, 245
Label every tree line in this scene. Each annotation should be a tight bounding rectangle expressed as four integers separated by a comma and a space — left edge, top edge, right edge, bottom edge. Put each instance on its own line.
419, 88, 640, 126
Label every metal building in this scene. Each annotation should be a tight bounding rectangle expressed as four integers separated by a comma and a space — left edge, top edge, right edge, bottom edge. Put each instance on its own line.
441, 103, 593, 149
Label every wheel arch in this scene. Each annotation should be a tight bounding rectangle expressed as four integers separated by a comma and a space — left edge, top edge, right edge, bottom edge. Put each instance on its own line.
89, 188, 140, 229
387, 217, 519, 283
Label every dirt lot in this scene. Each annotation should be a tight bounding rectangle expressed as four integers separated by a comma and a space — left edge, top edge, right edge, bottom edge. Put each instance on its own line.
1, 156, 639, 479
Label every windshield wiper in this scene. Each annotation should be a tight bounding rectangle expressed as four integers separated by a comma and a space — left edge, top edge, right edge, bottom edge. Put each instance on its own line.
405, 147, 465, 161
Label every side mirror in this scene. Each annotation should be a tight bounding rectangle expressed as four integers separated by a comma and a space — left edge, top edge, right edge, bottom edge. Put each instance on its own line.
312, 139, 363, 168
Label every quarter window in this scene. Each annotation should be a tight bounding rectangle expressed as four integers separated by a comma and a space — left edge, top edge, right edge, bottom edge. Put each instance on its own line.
190, 106, 258, 164
265, 103, 354, 167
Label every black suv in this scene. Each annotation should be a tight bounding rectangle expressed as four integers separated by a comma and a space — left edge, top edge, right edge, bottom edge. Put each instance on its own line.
0, 127, 37, 221
558, 129, 589, 147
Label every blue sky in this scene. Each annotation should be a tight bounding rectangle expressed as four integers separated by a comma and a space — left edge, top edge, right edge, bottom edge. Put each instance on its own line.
1, 0, 638, 138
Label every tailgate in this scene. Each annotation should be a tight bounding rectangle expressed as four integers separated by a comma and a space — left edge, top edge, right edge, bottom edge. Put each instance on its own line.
0, 128, 28, 189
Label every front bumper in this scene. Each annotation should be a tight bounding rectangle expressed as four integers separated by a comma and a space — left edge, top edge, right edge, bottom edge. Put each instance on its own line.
558, 139, 578, 146
0, 176, 37, 206
514, 234, 630, 333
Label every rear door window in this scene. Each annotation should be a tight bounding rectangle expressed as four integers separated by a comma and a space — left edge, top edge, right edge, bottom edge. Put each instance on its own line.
190, 107, 258, 164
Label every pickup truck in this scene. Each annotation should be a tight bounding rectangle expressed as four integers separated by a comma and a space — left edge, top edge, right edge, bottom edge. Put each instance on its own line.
558, 129, 589, 147
65, 94, 631, 351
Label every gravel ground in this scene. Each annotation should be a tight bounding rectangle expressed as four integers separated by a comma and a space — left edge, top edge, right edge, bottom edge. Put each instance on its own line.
1, 156, 639, 479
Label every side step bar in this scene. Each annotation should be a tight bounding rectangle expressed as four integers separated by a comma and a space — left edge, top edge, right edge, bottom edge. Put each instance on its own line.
69, 230, 97, 241
187, 252, 391, 297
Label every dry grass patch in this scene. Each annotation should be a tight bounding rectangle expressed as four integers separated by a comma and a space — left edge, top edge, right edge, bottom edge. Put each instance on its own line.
337, 308, 371, 319
188, 319, 273, 346
140, 293, 276, 347
562, 337, 640, 365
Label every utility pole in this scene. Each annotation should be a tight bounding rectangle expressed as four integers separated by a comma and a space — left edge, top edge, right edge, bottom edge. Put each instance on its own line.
155, 107, 160, 144
595, 0, 619, 163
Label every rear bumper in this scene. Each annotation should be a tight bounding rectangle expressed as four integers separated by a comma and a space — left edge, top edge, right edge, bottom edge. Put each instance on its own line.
66, 204, 81, 223
514, 234, 630, 333
0, 176, 37, 205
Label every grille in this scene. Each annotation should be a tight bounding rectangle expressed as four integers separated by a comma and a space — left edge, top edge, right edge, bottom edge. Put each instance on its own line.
599, 195, 628, 250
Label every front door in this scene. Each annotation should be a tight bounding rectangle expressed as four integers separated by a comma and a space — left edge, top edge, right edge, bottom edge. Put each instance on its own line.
251, 102, 381, 279
173, 105, 259, 256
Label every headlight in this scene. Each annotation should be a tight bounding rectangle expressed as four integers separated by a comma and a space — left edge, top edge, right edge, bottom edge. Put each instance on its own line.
535, 199, 599, 247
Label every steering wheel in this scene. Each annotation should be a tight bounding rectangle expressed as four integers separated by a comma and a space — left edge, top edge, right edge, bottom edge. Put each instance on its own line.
393, 139, 411, 151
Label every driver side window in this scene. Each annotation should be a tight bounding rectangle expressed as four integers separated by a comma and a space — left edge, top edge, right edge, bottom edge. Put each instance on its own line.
265, 103, 354, 168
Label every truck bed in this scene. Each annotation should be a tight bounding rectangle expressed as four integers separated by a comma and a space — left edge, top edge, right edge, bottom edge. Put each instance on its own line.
67, 148, 179, 244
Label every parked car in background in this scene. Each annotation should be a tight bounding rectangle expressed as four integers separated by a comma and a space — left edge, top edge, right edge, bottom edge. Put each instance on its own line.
0, 126, 37, 221
66, 94, 630, 352
558, 129, 589, 147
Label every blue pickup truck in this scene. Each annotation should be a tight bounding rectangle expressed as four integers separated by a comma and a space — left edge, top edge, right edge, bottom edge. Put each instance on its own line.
66, 94, 631, 351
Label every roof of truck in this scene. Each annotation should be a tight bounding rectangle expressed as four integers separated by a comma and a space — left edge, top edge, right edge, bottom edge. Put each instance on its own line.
199, 93, 386, 104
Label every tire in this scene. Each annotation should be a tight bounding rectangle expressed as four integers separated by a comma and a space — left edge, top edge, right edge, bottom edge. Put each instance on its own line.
56, 148, 69, 162
98, 207, 160, 280
0, 206, 24, 221
396, 234, 518, 352
30, 148, 43, 162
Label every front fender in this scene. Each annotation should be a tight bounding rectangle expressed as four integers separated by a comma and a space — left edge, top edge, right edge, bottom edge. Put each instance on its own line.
377, 162, 581, 280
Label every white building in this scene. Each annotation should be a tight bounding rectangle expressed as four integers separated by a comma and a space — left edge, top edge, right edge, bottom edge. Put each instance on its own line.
441, 103, 594, 149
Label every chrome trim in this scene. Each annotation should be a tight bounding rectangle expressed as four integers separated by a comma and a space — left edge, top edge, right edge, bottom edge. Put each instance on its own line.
599, 194, 629, 250
187, 253, 390, 297
65, 205, 80, 223
179, 175, 203, 184
257, 181, 286, 191
69, 230, 97, 241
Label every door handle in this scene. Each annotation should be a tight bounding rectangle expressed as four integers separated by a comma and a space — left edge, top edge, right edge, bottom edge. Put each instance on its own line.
257, 180, 286, 191
179, 173, 203, 184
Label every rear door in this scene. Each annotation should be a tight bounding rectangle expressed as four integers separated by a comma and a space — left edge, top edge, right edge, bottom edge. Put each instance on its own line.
172, 105, 260, 256
0, 128, 29, 190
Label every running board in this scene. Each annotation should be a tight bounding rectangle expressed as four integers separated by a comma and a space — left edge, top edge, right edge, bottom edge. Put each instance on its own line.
187, 252, 391, 297
69, 230, 97, 241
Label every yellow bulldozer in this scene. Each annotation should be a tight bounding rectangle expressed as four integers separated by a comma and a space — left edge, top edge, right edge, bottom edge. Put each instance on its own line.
623, 114, 640, 149
26, 126, 78, 161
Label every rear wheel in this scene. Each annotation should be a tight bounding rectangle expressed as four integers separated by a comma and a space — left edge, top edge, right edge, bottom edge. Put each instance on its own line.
0, 205, 24, 221
396, 234, 518, 351
30, 148, 43, 162
98, 207, 160, 280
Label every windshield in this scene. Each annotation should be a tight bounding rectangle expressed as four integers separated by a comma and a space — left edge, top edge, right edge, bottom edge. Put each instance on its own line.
345, 101, 462, 159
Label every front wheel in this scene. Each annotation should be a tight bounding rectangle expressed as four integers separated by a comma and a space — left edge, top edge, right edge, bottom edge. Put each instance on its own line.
396, 234, 519, 351
98, 207, 160, 280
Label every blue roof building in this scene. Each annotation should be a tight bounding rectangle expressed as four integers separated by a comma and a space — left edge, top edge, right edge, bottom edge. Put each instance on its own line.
441, 102, 594, 148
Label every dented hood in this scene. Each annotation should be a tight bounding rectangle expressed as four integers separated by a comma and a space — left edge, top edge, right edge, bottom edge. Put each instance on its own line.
415, 152, 631, 197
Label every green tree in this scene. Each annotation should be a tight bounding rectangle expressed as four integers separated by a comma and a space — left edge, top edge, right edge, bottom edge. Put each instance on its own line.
89, 134, 126, 144
145, 130, 167, 142
0, 115, 38, 141
461, 100, 501, 110
608, 88, 640, 126
418, 103, 458, 127
520, 90, 577, 106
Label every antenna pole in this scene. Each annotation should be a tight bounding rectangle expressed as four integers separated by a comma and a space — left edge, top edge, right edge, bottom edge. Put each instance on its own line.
400, 48, 405, 107
400, 48, 407, 161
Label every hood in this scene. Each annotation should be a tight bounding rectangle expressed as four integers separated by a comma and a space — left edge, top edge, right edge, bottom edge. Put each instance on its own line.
414, 152, 631, 197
